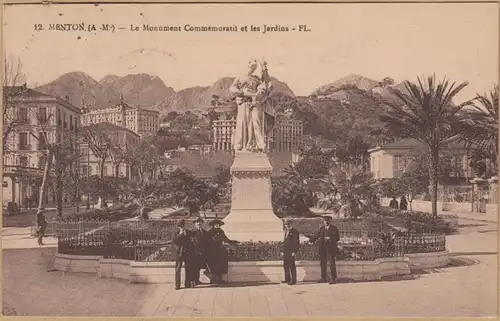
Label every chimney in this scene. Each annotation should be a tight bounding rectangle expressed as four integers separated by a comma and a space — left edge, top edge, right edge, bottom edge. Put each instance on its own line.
64, 95, 69, 101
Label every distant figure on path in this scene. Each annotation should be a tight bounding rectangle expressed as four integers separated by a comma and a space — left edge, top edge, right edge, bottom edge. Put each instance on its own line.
173, 219, 196, 290
389, 197, 399, 209
206, 219, 239, 284
307, 216, 340, 284
191, 217, 209, 286
281, 218, 300, 285
36, 209, 47, 246
399, 196, 408, 210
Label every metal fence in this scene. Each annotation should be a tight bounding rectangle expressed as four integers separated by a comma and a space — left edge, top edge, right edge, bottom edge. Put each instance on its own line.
31, 220, 111, 237
56, 219, 446, 263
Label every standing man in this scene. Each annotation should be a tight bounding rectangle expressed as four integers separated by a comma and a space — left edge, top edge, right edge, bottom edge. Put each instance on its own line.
36, 209, 47, 246
389, 196, 399, 209
191, 217, 208, 285
281, 218, 300, 285
307, 216, 341, 284
172, 219, 195, 290
399, 196, 408, 210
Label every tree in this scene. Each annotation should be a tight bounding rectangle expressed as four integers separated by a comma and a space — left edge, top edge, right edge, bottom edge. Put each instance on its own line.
272, 147, 332, 216
119, 179, 167, 220
166, 168, 219, 215
81, 124, 113, 206
123, 135, 162, 185
379, 167, 429, 211
53, 132, 80, 216
380, 75, 474, 215
333, 135, 370, 168
458, 85, 498, 175
3, 57, 27, 156
316, 158, 379, 218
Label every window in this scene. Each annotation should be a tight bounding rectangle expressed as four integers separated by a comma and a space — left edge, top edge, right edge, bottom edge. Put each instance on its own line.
19, 156, 28, 167
18, 108, 28, 124
38, 107, 47, 124
70, 115, 73, 130
57, 109, 61, 126
103, 165, 108, 176
393, 154, 408, 178
38, 132, 47, 150
80, 165, 87, 176
19, 132, 29, 150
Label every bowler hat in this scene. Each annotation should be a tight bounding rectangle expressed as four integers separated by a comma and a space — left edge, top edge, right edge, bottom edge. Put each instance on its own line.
193, 217, 204, 223
209, 219, 224, 227
322, 215, 332, 221
177, 219, 186, 227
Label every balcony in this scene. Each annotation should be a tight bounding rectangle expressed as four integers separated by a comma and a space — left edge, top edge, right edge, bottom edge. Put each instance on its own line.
3, 165, 45, 177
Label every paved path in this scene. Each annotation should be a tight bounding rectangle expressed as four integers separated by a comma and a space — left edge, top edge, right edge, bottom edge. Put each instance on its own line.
2, 217, 497, 317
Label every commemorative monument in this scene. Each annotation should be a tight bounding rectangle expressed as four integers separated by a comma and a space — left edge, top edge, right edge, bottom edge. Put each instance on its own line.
222, 59, 285, 242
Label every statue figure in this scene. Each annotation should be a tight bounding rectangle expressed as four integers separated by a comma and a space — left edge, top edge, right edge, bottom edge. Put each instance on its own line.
229, 59, 275, 152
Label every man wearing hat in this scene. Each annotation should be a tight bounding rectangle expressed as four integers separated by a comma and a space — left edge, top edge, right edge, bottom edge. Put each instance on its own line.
36, 209, 47, 246
281, 218, 300, 285
172, 219, 196, 290
206, 219, 239, 284
307, 215, 340, 284
191, 217, 209, 285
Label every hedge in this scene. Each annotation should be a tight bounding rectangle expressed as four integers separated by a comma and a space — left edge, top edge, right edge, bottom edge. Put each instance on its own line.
379, 209, 458, 234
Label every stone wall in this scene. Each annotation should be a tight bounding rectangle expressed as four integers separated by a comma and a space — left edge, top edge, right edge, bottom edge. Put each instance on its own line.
53, 250, 450, 284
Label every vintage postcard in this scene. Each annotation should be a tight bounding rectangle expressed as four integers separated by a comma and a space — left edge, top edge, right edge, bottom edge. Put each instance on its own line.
2, 2, 498, 318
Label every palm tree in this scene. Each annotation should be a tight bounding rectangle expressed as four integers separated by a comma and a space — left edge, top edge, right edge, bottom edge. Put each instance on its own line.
380, 75, 474, 215
459, 85, 498, 172
316, 158, 379, 218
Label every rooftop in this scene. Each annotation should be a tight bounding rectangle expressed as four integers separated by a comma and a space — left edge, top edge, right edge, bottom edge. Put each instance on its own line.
369, 137, 470, 153
84, 122, 140, 137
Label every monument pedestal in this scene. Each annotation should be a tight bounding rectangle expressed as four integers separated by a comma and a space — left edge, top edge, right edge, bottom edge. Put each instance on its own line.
223, 151, 285, 242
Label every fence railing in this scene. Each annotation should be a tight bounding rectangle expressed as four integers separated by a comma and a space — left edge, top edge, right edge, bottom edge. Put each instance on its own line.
56, 219, 446, 263
31, 220, 111, 237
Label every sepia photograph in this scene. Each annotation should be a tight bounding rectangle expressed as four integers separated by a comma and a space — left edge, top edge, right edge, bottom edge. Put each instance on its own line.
1, 2, 498, 317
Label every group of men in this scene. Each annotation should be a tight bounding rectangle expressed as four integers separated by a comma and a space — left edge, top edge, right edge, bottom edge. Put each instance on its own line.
174, 215, 342, 289
173, 217, 239, 290
389, 196, 408, 210
283, 215, 341, 285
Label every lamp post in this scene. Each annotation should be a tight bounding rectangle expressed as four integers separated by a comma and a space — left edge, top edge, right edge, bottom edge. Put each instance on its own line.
86, 143, 90, 210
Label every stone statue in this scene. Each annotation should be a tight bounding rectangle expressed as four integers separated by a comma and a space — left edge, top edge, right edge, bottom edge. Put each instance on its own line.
229, 59, 275, 152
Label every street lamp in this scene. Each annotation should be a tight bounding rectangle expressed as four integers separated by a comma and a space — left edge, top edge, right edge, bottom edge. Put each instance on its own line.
86, 143, 90, 210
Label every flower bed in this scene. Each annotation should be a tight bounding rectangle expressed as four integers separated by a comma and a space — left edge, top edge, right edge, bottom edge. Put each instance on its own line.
285, 216, 387, 238
57, 219, 446, 263
380, 209, 458, 234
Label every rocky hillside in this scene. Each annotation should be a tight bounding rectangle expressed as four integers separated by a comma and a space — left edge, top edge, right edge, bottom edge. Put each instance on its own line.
36, 71, 121, 109
99, 73, 176, 108
36, 72, 295, 116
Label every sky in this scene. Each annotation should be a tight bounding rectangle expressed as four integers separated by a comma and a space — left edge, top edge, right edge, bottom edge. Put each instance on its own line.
3, 3, 499, 100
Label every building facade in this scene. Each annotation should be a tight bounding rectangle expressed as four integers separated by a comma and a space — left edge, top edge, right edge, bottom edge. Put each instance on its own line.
368, 138, 474, 180
3, 85, 81, 208
81, 96, 159, 138
212, 117, 303, 153
79, 122, 140, 179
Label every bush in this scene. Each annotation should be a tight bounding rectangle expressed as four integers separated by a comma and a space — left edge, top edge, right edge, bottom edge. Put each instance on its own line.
379, 209, 458, 234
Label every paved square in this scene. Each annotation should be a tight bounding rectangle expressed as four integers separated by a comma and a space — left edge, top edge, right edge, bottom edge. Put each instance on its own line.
2, 222, 497, 317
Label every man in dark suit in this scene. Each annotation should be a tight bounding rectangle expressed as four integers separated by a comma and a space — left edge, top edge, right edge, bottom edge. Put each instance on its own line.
191, 217, 208, 285
36, 209, 47, 246
172, 219, 195, 290
281, 218, 300, 285
307, 215, 341, 284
